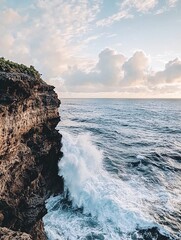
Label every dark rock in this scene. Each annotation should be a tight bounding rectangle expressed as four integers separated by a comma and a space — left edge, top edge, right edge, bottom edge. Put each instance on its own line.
0, 61, 63, 239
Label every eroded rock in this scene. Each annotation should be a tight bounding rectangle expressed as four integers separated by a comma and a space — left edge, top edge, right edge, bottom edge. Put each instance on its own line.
0, 62, 63, 238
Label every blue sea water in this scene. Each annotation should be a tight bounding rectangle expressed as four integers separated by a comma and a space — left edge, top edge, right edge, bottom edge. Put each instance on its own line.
44, 99, 181, 240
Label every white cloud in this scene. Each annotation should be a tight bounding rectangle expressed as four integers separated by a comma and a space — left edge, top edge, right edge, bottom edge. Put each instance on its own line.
36, 0, 101, 39
97, 0, 179, 26
0, 8, 29, 61
97, 11, 133, 27
0, 0, 102, 76
63, 48, 125, 92
0, 34, 14, 50
121, 0, 157, 12
0, 0, 180, 98
59, 48, 181, 96
122, 51, 149, 86
168, 0, 178, 7
149, 58, 181, 84
155, 0, 178, 15
97, 0, 158, 26
96, 48, 125, 84
0, 8, 23, 26
61, 49, 150, 92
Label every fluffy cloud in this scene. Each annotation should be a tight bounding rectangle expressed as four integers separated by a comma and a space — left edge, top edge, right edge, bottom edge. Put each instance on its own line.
63, 48, 125, 92
60, 48, 181, 96
96, 48, 125, 84
149, 58, 181, 84
0, 0, 180, 98
122, 51, 149, 86
0, 0, 102, 76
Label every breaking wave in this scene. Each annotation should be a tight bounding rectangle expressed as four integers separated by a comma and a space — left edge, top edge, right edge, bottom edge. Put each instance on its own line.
44, 131, 171, 240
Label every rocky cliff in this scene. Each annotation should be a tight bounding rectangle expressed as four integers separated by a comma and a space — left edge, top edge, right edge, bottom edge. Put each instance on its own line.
0, 58, 63, 239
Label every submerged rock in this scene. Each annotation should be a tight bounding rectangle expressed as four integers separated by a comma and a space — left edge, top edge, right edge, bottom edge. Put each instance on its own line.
0, 59, 63, 239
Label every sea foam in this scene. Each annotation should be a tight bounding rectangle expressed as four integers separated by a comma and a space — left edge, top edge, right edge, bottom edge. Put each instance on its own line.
43, 131, 167, 240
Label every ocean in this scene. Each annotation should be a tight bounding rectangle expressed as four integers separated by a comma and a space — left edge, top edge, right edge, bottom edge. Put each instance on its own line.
43, 99, 181, 240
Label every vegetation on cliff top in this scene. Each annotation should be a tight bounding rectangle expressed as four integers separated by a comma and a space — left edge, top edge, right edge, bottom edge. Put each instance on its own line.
0, 57, 41, 78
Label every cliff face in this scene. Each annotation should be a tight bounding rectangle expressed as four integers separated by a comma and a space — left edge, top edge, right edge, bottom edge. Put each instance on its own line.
0, 66, 63, 239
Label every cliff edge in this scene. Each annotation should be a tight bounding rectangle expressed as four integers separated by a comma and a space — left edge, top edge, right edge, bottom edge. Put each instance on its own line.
0, 58, 63, 239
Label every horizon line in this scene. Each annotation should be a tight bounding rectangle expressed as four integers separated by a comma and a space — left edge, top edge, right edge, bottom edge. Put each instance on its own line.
60, 97, 181, 100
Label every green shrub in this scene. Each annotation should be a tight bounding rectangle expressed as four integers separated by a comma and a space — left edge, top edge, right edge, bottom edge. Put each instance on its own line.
0, 57, 41, 78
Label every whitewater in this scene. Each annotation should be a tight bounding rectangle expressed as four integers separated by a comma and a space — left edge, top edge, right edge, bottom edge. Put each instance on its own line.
43, 99, 181, 240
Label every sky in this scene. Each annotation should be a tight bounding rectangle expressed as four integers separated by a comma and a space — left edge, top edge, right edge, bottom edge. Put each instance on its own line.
0, 0, 181, 98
